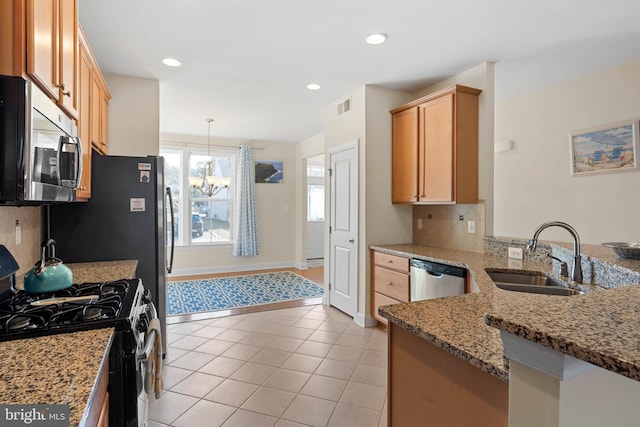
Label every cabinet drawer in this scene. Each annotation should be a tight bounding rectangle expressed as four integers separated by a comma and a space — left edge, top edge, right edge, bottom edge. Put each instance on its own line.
374, 252, 409, 272
374, 266, 409, 302
374, 292, 402, 326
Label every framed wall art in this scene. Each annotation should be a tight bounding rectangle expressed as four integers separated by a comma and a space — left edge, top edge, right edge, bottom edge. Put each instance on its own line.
570, 119, 639, 177
255, 161, 283, 183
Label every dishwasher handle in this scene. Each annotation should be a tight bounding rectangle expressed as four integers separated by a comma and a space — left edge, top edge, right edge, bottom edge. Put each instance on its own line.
410, 258, 466, 278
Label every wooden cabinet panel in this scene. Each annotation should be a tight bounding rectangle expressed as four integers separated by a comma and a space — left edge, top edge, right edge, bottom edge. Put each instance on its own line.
373, 292, 401, 326
58, 0, 77, 116
76, 33, 92, 200
374, 266, 409, 301
371, 250, 410, 326
389, 323, 508, 427
392, 107, 419, 203
373, 252, 409, 272
27, 0, 57, 98
420, 93, 454, 202
26, 0, 78, 119
390, 85, 481, 205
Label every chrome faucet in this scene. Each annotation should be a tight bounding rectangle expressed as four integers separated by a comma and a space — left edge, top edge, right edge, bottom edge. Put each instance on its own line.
527, 221, 583, 283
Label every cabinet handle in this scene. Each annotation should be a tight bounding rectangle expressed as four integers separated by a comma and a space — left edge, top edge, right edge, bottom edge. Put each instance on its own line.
386, 259, 393, 263
386, 282, 393, 286
420, 194, 425, 198
57, 83, 70, 97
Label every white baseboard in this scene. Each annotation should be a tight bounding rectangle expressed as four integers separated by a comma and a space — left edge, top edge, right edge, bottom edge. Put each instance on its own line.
168, 261, 297, 277
355, 313, 378, 328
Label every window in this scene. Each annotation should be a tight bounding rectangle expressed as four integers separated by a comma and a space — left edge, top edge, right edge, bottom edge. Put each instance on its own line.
307, 184, 324, 221
161, 147, 234, 246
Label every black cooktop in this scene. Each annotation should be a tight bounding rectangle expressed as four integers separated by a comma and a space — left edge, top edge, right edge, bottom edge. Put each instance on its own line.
0, 278, 139, 342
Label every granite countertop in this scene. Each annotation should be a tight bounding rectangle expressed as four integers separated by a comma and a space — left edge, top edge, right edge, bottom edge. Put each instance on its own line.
2, 260, 138, 426
374, 243, 640, 383
0, 329, 114, 427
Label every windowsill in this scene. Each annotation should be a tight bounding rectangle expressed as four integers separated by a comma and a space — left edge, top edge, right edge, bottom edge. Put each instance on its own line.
174, 242, 233, 251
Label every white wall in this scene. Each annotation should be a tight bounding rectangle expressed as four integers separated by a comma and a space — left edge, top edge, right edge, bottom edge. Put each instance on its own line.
165, 136, 299, 275
494, 59, 640, 244
104, 74, 160, 156
323, 85, 414, 322
414, 62, 496, 236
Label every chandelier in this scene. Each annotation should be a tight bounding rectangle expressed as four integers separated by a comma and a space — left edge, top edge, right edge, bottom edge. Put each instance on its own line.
188, 118, 230, 197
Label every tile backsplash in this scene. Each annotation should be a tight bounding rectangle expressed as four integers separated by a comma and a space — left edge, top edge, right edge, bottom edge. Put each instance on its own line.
413, 202, 485, 252
0, 207, 41, 275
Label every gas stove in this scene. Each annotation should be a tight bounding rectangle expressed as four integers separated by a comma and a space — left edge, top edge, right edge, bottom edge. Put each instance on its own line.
0, 279, 139, 341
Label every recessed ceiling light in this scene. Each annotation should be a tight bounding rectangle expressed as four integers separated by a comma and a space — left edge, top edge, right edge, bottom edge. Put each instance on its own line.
162, 57, 182, 67
306, 83, 321, 91
366, 33, 388, 45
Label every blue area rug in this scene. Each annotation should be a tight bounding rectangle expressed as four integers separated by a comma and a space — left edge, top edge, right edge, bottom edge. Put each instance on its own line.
167, 271, 324, 316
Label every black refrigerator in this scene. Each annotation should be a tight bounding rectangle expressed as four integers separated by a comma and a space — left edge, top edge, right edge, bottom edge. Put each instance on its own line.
48, 154, 173, 354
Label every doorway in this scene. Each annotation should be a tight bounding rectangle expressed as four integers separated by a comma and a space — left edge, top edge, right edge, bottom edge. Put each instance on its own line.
306, 154, 325, 266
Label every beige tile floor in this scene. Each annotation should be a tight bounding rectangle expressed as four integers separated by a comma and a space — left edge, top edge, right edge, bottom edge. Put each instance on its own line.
149, 304, 388, 427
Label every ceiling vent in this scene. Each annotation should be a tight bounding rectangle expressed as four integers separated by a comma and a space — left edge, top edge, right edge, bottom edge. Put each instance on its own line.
337, 97, 351, 116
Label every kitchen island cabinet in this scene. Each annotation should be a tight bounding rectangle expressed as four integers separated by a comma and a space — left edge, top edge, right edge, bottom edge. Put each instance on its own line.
375, 242, 640, 425
389, 323, 507, 426
390, 85, 481, 204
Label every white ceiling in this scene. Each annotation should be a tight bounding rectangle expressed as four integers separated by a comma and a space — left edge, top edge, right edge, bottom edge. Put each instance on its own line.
79, 0, 640, 143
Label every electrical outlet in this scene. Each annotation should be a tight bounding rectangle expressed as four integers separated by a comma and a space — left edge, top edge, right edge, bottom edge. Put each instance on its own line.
508, 247, 523, 260
467, 221, 475, 234
417, 218, 423, 229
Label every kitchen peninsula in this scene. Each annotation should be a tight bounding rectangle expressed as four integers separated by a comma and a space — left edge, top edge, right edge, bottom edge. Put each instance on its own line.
374, 241, 640, 426
0, 260, 137, 427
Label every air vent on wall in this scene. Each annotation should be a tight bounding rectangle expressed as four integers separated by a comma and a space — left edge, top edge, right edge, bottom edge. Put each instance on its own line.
337, 97, 351, 116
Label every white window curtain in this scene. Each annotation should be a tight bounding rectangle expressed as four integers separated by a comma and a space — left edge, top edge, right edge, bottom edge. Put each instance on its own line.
232, 145, 258, 256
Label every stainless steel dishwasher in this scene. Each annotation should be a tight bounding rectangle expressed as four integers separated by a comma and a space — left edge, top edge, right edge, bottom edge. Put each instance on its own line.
410, 258, 466, 301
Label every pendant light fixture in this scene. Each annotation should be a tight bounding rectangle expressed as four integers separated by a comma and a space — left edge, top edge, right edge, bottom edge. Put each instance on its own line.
188, 118, 230, 197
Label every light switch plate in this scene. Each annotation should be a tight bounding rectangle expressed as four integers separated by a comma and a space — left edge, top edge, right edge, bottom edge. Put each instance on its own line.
467, 221, 476, 234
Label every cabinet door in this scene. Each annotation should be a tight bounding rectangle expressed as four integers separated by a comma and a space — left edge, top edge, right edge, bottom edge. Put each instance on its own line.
90, 74, 101, 150
419, 93, 454, 202
391, 106, 419, 203
76, 41, 91, 199
99, 91, 109, 153
27, 0, 58, 98
58, 0, 77, 118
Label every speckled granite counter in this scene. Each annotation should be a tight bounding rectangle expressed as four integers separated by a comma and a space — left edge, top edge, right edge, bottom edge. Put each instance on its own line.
0, 329, 113, 427
2, 259, 138, 426
374, 243, 640, 383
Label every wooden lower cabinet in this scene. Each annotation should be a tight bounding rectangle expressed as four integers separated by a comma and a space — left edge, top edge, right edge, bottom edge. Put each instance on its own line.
85, 357, 109, 427
371, 250, 410, 326
388, 323, 508, 427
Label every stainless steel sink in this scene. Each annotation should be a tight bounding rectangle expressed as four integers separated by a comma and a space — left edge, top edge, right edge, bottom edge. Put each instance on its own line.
486, 270, 584, 296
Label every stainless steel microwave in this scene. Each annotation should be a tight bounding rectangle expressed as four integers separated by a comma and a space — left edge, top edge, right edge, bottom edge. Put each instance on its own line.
0, 75, 82, 205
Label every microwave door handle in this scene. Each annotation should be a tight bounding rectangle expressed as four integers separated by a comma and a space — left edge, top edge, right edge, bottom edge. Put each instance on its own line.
73, 137, 82, 189
56, 136, 64, 186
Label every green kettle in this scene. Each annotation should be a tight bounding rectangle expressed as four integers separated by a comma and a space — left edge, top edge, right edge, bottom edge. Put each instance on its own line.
24, 239, 73, 294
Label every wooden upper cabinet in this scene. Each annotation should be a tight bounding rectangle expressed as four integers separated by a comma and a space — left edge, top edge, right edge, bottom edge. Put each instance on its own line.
26, 0, 78, 119
391, 85, 481, 205
76, 31, 92, 200
80, 25, 110, 156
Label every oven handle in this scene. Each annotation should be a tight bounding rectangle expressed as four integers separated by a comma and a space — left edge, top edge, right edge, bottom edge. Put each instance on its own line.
137, 329, 157, 363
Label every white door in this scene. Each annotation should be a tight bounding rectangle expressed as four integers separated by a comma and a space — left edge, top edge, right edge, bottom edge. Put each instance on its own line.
328, 142, 358, 317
